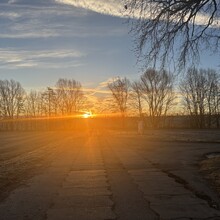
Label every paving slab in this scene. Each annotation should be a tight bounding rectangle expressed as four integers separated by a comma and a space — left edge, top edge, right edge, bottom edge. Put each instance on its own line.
46, 207, 116, 220
52, 195, 113, 208
1, 131, 220, 219
59, 187, 112, 196
108, 135, 220, 219
101, 138, 159, 220
45, 136, 115, 220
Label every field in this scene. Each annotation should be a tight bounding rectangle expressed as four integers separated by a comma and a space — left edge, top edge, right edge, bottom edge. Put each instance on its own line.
0, 129, 220, 219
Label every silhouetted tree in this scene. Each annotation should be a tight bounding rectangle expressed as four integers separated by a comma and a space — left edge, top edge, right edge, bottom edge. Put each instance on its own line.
55, 78, 84, 115
26, 90, 42, 117
180, 68, 207, 128
108, 77, 130, 117
180, 68, 220, 128
0, 79, 25, 119
205, 69, 220, 127
130, 81, 143, 117
140, 69, 175, 127
41, 87, 57, 117
125, 0, 220, 69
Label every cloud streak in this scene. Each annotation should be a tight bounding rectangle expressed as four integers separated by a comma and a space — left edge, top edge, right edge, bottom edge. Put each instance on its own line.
83, 78, 114, 98
55, 0, 220, 28
0, 48, 86, 69
0, 0, 219, 41
0, 3, 127, 39
55, 0, 125, 18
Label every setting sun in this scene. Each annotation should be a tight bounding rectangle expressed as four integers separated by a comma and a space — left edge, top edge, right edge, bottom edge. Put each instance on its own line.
83, 112, 92, 118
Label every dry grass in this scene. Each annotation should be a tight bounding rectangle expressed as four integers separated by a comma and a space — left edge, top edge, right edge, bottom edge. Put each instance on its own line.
200, 157, 220, 195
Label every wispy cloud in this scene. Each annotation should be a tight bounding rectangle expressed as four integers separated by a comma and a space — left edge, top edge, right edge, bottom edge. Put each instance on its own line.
84, 78, 114, 97
0, 0, 219, 41
0, 11, 20, 19
82, 79, 113, 112
55, 0, 125, 18
0, 48, 86, 69
83, 87, 111, 95
55, 0, 220, 28
99, 78, 114, 88
0, 3, 127, 39
8, 0, 18, 4
0, 22, 126, 39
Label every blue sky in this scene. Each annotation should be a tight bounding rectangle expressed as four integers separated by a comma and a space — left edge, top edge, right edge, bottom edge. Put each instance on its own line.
0, 0, 219, 93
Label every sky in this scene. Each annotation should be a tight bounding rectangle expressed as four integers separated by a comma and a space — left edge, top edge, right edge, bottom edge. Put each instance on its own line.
0, 0, 219, 94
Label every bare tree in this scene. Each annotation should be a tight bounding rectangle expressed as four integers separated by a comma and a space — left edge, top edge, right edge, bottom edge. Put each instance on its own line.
140, 69, 175, 128
41, 87, 57, 117
180, 68, 207, 128
180, 68, 220, 128
26, 90, 42, 117
211, 76, 220, 128
125, 0, 220, 69
130, 81, 143, 117
0, 80, 25, 119
204, 69, 220, 127
55, 78, 84, 115
108, 77, 130, 117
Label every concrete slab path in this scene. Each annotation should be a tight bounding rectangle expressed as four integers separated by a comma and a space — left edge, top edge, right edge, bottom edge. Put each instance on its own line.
0, 131, 220, 220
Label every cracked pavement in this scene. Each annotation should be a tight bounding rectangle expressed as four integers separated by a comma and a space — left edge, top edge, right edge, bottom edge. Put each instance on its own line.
0, 131, 220, 220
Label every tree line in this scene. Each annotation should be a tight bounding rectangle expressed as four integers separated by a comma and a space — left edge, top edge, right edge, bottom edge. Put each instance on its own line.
0, 67, 220, 129
108, 68, 220, 128
0, 78, 84, 119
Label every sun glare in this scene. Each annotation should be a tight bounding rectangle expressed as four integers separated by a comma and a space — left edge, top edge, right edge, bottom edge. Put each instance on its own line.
83, 112, 92, 118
